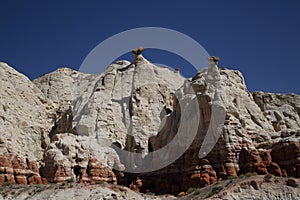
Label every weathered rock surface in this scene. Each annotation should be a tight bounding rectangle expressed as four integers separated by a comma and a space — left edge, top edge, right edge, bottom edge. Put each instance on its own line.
178, 175, 300, 200
0, 183, 176, 200
1, 176, 298, 200
0, 147, 46, 186
0, 51, 299, 199
39, 132, 125, 184
130, 57, 298, 195
34, 55, 185, 182
0, 62, 53, 162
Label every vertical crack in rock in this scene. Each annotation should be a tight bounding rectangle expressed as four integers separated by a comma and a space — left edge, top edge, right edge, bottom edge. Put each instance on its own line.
246, 107, 264, 129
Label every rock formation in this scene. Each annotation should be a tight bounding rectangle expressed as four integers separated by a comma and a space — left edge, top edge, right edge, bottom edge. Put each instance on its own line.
0, 147, 47, 186
131, 47, 145, 55
0, 50, 299, 198
0, 62, 53, 162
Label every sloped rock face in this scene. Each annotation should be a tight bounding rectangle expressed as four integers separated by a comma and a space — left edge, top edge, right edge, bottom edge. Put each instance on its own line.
33, 68, 99, 139
0, 62, 53, 161
253, 92, 300, 131
0, 62, 54, 186
177, 176, 300, 200
129, 59, 300, 195
0, 183, 176, 200
195, 66, 300, 181
33, 55, 185, 184
33, 67, 96, 112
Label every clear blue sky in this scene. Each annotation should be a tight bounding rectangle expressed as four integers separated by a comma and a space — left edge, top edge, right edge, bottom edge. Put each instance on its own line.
1, 0, 300, 94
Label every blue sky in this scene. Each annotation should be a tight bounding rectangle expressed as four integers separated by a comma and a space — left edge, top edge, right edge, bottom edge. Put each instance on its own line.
1, 0, 300, 94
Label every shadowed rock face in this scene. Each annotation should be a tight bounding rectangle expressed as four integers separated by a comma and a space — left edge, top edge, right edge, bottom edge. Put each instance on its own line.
0, 52, 299, 196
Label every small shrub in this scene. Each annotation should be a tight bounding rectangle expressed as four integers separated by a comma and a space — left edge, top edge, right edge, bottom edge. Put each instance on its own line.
245, 172, 252, 177
226, 179, 233, 187
286, 178, 299, 187
67, 178, 75, 183
3, 182, 13, 187
264, 174, 272, 182
95, 180, 104, 185
227, 176, 237, 180
146, 192, 155, 196
35, 187, 44, 193
207, 186, 223, 198
186, 187, 197, 194
238, 174, 245, 178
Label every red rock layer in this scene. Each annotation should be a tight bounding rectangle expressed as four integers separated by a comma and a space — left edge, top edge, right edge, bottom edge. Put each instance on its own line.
40, 157, 118, 184
0, 153, 46, 186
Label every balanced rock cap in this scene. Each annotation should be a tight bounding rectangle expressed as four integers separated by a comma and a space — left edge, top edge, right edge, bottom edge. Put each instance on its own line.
208, 56, 220, 62
132, 47, 145, 55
